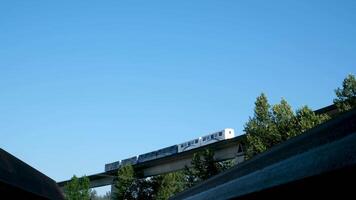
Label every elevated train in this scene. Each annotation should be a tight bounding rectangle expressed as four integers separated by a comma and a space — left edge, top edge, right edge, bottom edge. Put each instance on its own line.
105, 128, 235, 172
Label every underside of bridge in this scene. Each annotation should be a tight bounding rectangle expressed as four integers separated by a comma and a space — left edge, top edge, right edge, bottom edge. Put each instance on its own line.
0, 148, 64, 200
233, 166, 356, 199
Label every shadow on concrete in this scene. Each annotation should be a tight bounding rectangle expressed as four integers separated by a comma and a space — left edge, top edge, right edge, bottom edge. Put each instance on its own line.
0, 148, 64, 200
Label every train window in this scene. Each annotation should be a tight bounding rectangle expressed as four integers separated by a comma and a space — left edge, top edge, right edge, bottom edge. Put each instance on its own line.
203, 138, 206, 141
211, 135, 214, 139
195, 139, 198, 143
219, 132, 222, 136
181, 144, 183, 148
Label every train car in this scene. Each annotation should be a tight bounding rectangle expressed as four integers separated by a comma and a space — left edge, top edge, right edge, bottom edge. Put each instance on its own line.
224, 128, 235, 139
138, 145, 178, 163
200, 128, 235, 147
121, 156, 138, 166
156, 145, 178, 159
178, 137, 201, 153
104, 128, 235, 171
105, 160, 121, 172
138, 151, 157, 163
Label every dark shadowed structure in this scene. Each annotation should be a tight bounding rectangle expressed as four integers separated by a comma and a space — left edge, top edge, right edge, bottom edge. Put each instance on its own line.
0, 148, 64, 200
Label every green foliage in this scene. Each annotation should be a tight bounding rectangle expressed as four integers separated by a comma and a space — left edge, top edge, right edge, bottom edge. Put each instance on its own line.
155, 172, 186, 200
112, 165, 135, 200
64, 175, 91, 200
218, 159, 235, 171
112, 165, 185, 200
183, 149, 233, 188
334, 74, 356, 112
245, 93, 329, 158
244, 93, 274, 158
128, 177, 155, 199
272, 98, 296, 140
295, 106, 330, 133
254, 93, 272, 123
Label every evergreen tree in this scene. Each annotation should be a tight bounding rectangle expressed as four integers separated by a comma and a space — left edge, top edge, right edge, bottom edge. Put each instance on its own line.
295, 106, 330, 133
155, 172, 185, 200
272, 98, 296, 140
334, 74, 356, 112
244, 93, 275, 158
112, 165, 135, 200
183, 148, 231, 188
245, 93, 329, 158
128, 177, 155, 199
64, 175, 91, 200
90, 190, 111, 200
112, 165, 185, 200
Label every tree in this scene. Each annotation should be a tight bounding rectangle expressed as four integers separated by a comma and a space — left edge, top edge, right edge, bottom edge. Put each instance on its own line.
244, 93, 329, 158
64, 175, 91, 200
154, 172, 185, 200
101, 192, 111, 200
334, 74, 356, 112
112, 164, 185, 200
184, 148, 232, 188
295, 106, 330, 133
128, 177, 155, 199
272, 98, 296, 140
244, 93, 275, 158
90, 190, 111, 200
112, 165, 135, 200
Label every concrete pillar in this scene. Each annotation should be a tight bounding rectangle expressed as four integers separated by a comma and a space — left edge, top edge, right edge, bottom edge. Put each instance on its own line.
110, 179, 117, 199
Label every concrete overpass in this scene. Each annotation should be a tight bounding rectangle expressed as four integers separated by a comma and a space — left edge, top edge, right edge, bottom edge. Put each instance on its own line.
57, 135, 245, 189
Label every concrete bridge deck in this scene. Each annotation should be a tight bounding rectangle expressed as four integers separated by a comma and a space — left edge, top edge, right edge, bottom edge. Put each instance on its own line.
57, 135, 245, 188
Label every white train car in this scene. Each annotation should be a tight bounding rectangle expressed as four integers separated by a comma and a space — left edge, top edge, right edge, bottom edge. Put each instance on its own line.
178, 128, 235, 153
200, 128, 235, 147
178, 137, 201, 153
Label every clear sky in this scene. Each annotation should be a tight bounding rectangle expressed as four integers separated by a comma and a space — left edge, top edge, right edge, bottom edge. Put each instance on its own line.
1, 0, 355, 194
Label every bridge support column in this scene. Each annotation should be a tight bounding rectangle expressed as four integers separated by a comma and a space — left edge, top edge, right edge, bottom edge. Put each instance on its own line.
110, 179, 117, 199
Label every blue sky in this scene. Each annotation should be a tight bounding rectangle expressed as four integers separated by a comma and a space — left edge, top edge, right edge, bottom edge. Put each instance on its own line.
1, 0, 355, 194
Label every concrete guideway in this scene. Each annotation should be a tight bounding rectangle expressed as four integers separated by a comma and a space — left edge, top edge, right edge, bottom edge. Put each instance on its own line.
57, 135, 245, 189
